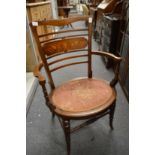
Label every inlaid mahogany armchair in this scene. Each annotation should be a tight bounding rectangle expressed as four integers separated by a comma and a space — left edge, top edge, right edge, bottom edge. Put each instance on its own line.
30, 16, 123, 155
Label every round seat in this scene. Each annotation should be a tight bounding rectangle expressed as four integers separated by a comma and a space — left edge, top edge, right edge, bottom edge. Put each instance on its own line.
50, 78, 116, 117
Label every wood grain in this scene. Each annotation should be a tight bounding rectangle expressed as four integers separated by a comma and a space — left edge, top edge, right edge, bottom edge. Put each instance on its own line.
42, 37, 88, 56
37, 16, 89, 26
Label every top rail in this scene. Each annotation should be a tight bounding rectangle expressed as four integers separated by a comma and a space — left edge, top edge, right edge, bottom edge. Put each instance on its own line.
31, 16, 89, 26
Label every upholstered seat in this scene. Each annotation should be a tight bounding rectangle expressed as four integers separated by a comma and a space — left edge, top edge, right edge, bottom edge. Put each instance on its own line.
50, 78, 116, 117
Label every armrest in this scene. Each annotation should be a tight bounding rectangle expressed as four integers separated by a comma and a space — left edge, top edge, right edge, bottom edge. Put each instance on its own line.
92, 50, 124, 62
92, 50, 124, 87
33, 62, 46, 84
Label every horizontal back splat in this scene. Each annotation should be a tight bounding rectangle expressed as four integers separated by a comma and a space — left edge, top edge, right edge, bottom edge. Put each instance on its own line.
42, 37, 88, 55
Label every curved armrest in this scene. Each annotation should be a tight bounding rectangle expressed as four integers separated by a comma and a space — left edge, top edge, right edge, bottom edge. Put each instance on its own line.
92, 50, 124, 87
92, 50, 124, 62
33, 62, 54, 111
33, 62, 46, 84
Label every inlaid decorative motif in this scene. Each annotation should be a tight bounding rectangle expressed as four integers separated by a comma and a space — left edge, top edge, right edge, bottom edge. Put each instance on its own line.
42, 37, 88, 56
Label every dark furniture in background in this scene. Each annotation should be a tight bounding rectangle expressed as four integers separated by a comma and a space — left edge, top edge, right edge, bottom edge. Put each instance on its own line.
58, 5, 73, 18
57, 0, 69, 17
116, 0, 129, 100
101, 13, 121, 68
94, 0, 128, 100
96, 0, 123, 68
94, 0, 119, 41
57, 0, 69, 6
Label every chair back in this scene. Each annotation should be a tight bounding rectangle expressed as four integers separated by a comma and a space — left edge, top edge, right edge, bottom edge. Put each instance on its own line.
30, 16, 93, 89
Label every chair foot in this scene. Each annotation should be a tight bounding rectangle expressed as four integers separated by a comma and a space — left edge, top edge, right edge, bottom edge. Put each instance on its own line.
109, 101, 116, 130
62, 119, 71, 155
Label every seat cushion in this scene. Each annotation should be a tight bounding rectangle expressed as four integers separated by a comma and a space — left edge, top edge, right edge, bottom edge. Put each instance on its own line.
50, 78, 116, 117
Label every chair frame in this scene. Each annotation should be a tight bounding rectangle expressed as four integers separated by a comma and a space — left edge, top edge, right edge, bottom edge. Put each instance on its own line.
30, 16, 123, 155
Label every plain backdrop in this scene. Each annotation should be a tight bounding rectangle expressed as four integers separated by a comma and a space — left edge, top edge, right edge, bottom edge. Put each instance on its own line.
0, 0, 155, 155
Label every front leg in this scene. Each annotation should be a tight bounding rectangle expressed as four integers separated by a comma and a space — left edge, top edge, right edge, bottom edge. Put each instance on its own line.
62, 119, 71, 155
109, 100, 116, 130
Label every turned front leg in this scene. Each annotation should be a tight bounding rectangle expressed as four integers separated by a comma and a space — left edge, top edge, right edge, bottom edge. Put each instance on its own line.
62, 119, 71, 155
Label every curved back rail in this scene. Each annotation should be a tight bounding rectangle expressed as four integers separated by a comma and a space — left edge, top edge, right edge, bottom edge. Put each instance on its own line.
92, 51, 124, 87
